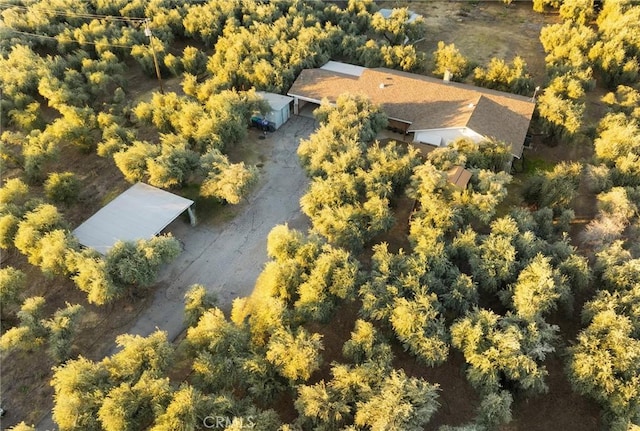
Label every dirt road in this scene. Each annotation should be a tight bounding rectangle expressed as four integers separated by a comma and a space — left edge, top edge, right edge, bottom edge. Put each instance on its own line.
128, 115, 315, 340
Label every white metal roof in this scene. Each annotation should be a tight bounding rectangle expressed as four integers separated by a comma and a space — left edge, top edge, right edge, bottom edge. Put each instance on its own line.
73, 182, 193, 254
320, 61, 366, 77
378, 8, 421, 23
257, 91, 294, 111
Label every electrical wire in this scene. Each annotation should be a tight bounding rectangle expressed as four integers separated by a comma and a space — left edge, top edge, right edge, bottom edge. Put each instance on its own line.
0, 3, 147, 23
2, 28, 143, 49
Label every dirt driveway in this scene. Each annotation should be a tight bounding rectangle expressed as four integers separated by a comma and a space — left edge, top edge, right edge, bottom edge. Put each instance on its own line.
35, 115, 315, 430
127, 115, 315, 340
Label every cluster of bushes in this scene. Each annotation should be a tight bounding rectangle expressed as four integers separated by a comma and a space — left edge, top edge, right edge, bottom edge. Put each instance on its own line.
0, 178, 182, 306
566, 71, 640, 430
431, 42, 535, 96
293, 94, 590, 428
536, 0, 639, 141
298, 94, 419, 252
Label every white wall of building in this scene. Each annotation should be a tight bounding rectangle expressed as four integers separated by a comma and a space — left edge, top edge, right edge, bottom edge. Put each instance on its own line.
257, 92, 293, 130
264, 104, 292, 129
413, 127, 484, 146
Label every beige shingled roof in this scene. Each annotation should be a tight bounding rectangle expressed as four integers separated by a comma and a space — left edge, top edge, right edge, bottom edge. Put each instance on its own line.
287, 66, 535, 158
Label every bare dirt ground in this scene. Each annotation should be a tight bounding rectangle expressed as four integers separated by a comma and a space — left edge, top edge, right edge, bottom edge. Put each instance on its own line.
384, 0, 558, 84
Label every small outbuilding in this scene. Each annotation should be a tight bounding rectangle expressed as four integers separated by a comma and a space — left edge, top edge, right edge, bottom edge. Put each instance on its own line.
447, 166, 473, 189
73, 182, 195, 254
256, 91, 294, 130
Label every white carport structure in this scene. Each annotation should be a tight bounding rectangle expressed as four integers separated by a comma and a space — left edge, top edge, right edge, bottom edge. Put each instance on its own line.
73, 182, 195, 255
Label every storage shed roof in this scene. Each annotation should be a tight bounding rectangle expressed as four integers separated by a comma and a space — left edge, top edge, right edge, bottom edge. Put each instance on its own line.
257, 91, 294, 111
73, 182, 193, 254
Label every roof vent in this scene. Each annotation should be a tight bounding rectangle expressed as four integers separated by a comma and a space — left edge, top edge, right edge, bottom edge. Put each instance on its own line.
379, 83, 385, 89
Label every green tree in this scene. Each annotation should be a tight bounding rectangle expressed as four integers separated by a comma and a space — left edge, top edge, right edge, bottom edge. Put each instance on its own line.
181, 46, 208, 75
589, 0, 640, 87
535, 82, 586, 140
199, 154, 258, 204
476, 390, 514, 429
44, 172, 81, 204
569, 310, 640, 429
150, 385, 220, 431
146, 135, 200, 189
601, 85, 640, 120
473, 56, 534, 96
371, 8, 424, 45
313, 94, 388, 144
359, 244, 422, 322
67, 249, 121, 305
0, 266, 26, 313
390, 292, 449, 366
51, 356, 110, 431
113, 141, 161, 183
0, 178, 31, 215
13, 204, 71, 273
559, 0, 596, 24
106, 331, 174, 382
342, 319, 394, 365
533, 0, 562, 13
45, 303, 85, 362
470, 217, 519, 292
451, 308, 556, 395
105, 235, 181, 293
0, 296, 47, 353
505, 254, 572, 320
296, 381, 352, 430
22, 131, 61, 183
184, 284, 217, 328
98, 373, 172, 431
523, 162, 583, 212
354, 369, 440, 431
187, 307, 252, 392
539, 21, 595, 73
294, 245, 360, 322
432, 41, 470, 81
265, 326, 323, 382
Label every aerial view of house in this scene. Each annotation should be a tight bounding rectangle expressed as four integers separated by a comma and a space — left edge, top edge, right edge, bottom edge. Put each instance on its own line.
0, 1, 638, 430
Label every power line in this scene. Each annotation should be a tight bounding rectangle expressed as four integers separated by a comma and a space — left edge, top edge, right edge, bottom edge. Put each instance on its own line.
2, 28, 142, 49
0, 3, 147, 23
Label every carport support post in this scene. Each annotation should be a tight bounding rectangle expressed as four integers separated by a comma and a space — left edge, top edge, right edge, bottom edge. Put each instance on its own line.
294, 97, 299, 115
187, 205, 197, 226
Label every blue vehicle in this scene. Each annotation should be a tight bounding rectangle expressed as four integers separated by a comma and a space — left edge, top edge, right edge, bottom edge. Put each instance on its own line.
251, 116, 275, 132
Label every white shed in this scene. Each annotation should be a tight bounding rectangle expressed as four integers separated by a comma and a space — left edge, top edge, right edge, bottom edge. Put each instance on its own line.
257, 91, 294, 130
73, 182, 195, 254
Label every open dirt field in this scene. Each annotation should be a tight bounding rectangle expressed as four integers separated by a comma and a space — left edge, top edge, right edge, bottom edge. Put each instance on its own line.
381, 0, 558, 84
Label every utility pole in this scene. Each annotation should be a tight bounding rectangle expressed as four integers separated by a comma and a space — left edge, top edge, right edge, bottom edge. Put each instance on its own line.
144, 19, 164, 94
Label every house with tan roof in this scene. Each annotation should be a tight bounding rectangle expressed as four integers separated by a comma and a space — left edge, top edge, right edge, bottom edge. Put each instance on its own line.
287, 61, 536, 161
